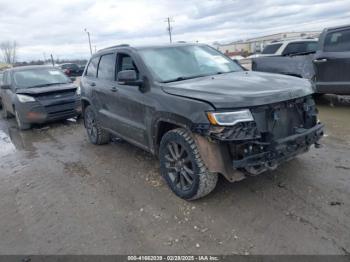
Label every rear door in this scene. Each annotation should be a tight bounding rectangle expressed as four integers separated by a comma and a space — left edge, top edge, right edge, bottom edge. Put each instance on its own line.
314, 27, 350, 94
91, 53, 118, 129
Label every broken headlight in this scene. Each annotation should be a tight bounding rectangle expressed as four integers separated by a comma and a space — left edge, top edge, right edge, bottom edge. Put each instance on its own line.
206, 109, 254, 126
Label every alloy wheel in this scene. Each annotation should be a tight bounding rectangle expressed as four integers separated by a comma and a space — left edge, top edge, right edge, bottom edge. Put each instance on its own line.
164, 141, 195, 191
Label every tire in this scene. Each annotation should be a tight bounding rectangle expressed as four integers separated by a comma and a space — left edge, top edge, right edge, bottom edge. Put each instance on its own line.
84, 105, 110, 145
159, 128, 218, 200
15, 110, 31, 130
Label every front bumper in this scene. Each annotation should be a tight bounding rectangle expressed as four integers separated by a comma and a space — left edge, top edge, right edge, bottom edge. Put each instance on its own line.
17, 97, 81, 124
232, 123, 324, 174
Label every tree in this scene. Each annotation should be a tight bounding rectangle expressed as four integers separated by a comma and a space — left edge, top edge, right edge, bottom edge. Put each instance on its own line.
0, 41, 17, 64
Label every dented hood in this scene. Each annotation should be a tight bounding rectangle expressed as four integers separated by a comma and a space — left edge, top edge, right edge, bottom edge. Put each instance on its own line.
15, 83, 77, 96
161, 71, 314, 109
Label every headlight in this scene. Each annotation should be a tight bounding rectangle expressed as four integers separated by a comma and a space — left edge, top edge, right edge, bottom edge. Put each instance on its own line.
207, 109, 254, 126
17, 94, 35, 103
76, 86, 81, 95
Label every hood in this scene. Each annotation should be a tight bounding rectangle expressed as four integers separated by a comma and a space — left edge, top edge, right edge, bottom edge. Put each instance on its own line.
15, 83, 77, 96
161, 71, 314, 109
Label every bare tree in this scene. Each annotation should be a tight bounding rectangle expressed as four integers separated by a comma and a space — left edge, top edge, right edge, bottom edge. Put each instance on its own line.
0, 41, 17, 64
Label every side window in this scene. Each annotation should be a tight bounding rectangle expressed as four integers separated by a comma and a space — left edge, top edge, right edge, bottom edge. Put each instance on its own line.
261, 44, 282, 54
282, 42, 318, 55
86, 56, 99, 77
97, 53, 116, 81
324, 29, 350, 52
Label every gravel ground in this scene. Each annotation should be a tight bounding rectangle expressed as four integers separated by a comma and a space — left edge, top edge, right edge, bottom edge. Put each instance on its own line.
0, 95, 349, 255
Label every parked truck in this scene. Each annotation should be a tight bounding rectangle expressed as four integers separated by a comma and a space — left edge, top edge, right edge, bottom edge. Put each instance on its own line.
252, 24, 350, 95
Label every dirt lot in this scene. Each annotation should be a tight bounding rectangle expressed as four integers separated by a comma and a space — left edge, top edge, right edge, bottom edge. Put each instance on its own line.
0, 95, 349, 255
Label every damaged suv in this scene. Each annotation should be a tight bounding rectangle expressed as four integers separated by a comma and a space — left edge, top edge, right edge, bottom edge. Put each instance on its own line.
81, 43, 324, 200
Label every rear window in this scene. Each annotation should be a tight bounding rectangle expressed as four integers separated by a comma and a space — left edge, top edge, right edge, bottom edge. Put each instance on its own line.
97, 53, 116, 81
86, 57, 99, 77
262, 43, 282, 54
324, 29, 350, 52
282, 41, 318, 55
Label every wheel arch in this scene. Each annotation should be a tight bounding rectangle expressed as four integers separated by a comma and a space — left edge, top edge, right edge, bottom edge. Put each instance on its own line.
152, 114, 193, 156
81, 97, 92, 116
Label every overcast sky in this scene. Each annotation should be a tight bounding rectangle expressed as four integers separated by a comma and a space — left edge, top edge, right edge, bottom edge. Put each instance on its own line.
1, 0, 350, 61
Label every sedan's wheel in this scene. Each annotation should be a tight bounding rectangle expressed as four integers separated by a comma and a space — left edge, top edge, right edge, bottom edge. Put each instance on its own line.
15, 110, 31, 130
159, 128, 218, 200
84, 105, 110, 145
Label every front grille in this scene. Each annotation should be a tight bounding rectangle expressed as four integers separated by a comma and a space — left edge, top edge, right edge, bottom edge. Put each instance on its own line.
251, 96, 317, 141
44, 101, 78, 119
35, 91, 76, 101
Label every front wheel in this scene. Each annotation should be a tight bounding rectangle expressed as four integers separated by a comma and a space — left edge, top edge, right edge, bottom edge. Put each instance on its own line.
84, 105, 110, 145
159, 128, 218, 200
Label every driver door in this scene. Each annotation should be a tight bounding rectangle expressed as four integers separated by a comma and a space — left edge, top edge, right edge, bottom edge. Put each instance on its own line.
111, 52, 149, 149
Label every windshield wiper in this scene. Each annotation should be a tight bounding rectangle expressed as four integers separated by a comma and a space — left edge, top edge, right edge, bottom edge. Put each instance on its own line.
27, 82, 69, 88
161, 74, 207, 83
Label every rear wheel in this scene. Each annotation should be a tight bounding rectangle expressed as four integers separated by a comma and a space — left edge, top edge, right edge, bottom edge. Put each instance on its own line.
159, 128, 218, 200
15, 110, 31, 130
84, 105, 110, 145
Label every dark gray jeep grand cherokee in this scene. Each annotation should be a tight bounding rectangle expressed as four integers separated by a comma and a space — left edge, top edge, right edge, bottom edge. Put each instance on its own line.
81, 43, 324, 200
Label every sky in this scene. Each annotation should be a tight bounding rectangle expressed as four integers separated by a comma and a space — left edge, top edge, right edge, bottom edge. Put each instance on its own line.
0, 0, 350, 61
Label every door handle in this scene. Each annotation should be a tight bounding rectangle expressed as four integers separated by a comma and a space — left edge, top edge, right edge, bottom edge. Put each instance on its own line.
110, 86, 118, 92
313, 58, 328, 63
89, 82, 96, 87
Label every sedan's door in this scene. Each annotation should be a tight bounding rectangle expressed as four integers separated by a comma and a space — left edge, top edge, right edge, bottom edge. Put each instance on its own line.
314, 26, 350, 94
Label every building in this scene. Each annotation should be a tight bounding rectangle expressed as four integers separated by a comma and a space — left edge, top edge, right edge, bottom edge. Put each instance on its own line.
216, 31, 320, 55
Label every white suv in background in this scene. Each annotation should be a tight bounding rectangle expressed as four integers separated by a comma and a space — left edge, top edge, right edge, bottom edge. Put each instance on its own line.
249, 39, 319, 58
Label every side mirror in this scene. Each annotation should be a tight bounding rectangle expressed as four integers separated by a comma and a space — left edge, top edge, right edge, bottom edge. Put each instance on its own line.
117, 70, 143, 86
0, 84, 10, 90
70, 77, 76, 82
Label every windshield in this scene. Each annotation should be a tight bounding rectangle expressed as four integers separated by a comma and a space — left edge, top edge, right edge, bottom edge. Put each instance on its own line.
139, 45, 243, 82
14, 68, 70, 89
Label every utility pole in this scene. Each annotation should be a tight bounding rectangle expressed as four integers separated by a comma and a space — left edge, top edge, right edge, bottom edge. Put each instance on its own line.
165, 17, 174, 43
84, 28, 93, 56
50, 54, 55, 66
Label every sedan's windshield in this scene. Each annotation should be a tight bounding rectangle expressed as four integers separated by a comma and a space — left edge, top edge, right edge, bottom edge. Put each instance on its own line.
14, 68, 71, 89
139, 45, 243, 82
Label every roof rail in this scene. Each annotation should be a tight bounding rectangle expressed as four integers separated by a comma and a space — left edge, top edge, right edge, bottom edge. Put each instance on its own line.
99, 44, 130, 51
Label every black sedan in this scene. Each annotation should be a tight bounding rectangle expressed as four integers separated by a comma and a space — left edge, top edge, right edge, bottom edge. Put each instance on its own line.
58, 63, 84, 77
0, 66, 81, 130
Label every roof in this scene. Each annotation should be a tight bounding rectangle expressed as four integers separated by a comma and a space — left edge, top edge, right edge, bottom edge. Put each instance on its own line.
97, 42, 205, 53
324, 24, 350, 32
267, 38, 318, 45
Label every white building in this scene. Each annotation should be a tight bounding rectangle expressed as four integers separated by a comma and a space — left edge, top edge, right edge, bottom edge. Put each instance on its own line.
216, 31, 320, 55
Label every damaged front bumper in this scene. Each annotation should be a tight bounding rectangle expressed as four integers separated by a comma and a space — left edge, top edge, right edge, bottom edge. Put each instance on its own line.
192, 96, 324, 178
232, 123, 324, 174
